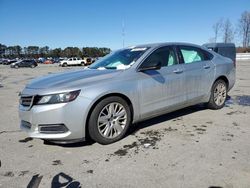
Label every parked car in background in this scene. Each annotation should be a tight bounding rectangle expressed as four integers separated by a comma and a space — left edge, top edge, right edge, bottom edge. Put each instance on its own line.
83, 57, 93, 65
59, 57, 85, 67
19, 42, 235, 145
37, 58, 46, 64
44, 59, 54, 64
3, 59, 17, 65
11, 60, 38, 68
0, 59, 8, 64
203, 43, 236, 66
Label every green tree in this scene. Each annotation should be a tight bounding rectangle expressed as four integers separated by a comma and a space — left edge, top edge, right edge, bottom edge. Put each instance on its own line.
0, 44, 7, 57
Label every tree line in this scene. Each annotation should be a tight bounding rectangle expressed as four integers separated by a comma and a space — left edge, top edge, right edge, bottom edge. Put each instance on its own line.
0, 44, 111, 59
211, 10, 250, 52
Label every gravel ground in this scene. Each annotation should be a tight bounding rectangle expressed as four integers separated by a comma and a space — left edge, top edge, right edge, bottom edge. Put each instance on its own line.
0, 62, 250, 188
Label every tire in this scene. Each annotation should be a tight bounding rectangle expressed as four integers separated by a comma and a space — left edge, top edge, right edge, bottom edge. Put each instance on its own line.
81, 62, 85, 66
88, 96, 131, 145
207, 79, 227, 110
30, 64, 35, 68
62, 63, 67, 67
14, 65, 19, 69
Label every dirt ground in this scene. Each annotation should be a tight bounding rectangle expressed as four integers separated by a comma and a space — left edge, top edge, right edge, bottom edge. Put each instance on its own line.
0, 62, 249, 188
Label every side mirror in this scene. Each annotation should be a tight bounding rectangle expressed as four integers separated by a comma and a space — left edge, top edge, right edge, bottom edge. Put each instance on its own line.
138, 61, 162, 72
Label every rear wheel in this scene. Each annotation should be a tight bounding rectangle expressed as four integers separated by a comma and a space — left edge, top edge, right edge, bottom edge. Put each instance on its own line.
14, 65, 19, 69
207, 79, 227, 109
62, 63, 67, 67
88, 96, 131, 144
81, 62, 85, 66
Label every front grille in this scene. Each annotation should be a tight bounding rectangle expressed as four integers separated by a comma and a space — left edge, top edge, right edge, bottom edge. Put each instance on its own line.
20, 96, 34, 107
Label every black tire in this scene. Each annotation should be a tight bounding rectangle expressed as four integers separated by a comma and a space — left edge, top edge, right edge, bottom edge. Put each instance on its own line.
88, 96, 131, 145
207, 79, 227, 110
81, 62, 85, 66
62, 63, 67, 67
14, 65, 19, 69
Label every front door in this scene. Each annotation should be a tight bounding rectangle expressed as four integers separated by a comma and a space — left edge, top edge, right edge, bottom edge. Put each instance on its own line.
138, 46, 185, 119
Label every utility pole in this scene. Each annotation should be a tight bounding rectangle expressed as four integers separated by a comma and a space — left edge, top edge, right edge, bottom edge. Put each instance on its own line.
122, 20, 125, 48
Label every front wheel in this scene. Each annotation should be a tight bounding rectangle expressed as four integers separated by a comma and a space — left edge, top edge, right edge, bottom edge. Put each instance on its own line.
207, 79, 227, 109
88, 96, 131, 144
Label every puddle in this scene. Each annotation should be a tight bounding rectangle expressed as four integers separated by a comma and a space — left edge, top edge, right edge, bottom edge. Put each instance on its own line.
225, 95, 250, 107
236, 95, 250, 106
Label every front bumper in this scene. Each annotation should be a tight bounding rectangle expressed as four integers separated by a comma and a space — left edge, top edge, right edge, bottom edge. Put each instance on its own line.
19, 96, 92, 142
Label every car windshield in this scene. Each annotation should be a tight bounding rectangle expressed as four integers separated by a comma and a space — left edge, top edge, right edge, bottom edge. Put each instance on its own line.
89, 47, 149, 70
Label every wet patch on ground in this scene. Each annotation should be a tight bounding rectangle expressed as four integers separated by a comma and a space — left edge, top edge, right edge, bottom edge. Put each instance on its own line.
52, 160, 63, 166
82, 160, 90, 164
110, 127, 178, 158
0, 130, 22, 134
222, 132, 234, 142
232, 122, 239, 126
19, 170, 29, 176
226, 110, 246, 115
225, 95, 250, 107
3, 171, 14, 177
86, 170, 94, 174
19, 137, 33, 143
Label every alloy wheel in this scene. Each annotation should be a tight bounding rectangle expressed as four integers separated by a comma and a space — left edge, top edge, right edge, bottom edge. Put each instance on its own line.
97, 102, 127, 139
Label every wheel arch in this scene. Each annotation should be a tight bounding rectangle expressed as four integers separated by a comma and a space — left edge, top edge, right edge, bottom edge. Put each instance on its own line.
85, 92, 134, 139
214, 75, 229, 89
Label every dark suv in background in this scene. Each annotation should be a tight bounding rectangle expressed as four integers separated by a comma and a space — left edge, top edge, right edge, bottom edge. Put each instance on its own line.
10, 60, 38, 68
203, 43, 236, 66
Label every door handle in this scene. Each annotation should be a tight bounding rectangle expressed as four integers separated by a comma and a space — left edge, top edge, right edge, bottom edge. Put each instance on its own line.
173, 69, 183, 74
203, 65, 210, 69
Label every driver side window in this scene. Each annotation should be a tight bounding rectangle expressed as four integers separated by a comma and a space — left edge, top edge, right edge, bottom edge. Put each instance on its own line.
140, 46, 178, 69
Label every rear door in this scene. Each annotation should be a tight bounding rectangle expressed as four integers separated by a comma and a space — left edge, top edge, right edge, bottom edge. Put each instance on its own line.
178, 45, 215, 102
138, 46, 186, 118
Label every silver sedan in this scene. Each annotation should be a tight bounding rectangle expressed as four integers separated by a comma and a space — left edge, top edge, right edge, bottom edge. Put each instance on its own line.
19, 43, 235, 144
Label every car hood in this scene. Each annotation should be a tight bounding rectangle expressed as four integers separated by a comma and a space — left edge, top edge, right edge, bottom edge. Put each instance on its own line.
26, 69, 122, 90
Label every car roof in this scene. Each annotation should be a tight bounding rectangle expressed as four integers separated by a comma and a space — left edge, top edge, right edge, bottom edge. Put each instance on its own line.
127, 42, 206, 50
203, 43, 235, 48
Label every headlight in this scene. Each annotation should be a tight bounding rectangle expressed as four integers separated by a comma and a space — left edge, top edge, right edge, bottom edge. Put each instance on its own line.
36, 90, 81, 105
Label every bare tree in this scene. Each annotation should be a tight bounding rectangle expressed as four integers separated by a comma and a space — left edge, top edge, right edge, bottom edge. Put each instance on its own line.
238, 11, 250, 47
213, 19, 223, 42
223, 19, 234, 43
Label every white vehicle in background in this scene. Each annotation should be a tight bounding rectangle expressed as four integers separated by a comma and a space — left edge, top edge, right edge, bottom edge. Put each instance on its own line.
59, 57, 85, 67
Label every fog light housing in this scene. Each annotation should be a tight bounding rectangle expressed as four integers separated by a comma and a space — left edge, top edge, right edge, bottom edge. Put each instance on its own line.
38, 124, 68, 134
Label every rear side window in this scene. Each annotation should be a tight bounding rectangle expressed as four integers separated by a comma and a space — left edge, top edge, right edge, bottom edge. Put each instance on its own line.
180, 46, 205, 64
179, 46, 213, 64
